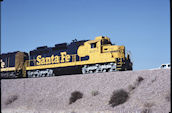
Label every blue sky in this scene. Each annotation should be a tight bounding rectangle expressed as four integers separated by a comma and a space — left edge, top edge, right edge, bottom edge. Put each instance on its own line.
1, 0, 170, 70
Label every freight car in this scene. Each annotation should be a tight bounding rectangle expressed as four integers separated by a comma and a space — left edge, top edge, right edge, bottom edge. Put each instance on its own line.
0, 36, 133, 78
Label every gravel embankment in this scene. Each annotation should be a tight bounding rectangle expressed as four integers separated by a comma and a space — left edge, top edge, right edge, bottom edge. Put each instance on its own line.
1, 69, 171, 113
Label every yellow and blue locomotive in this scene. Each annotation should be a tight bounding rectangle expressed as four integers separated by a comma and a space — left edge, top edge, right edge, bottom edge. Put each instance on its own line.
0, 36, 132, 78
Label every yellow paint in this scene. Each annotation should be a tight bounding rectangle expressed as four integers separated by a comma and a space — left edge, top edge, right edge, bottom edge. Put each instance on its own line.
0, 67, 15, 72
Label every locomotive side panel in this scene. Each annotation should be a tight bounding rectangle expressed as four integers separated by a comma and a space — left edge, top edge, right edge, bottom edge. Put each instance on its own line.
29, 40, 87, 66
26, 40, 88, 77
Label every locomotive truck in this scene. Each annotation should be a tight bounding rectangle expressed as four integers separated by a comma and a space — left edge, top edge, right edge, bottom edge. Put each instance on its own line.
0, 36, 133, 78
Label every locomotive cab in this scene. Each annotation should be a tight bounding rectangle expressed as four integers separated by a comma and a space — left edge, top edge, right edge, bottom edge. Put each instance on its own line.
78, 36, 133, 73
78, 36, 111, 56
78, 36, 125, 60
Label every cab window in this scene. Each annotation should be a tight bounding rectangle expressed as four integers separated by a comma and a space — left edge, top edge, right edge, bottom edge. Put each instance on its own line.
101, 39, 111, 45
91, 43, 96, 48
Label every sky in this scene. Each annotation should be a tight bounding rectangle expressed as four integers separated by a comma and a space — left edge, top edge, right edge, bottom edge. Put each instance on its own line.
1, 0, 170, 70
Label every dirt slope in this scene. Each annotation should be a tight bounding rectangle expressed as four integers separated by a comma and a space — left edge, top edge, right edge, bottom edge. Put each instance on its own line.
1, 69, 171, 113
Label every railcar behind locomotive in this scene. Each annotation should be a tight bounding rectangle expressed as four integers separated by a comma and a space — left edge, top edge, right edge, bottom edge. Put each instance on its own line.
0, 36, 133, 78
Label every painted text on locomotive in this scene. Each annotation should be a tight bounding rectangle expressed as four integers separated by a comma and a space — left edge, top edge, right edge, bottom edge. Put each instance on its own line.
36, 52, 71, 65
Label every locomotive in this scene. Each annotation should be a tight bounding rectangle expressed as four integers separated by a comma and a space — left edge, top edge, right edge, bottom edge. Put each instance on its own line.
0, 36, 133, 78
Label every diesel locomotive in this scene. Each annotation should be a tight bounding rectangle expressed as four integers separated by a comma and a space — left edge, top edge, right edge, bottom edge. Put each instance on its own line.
0, 36, 133, 78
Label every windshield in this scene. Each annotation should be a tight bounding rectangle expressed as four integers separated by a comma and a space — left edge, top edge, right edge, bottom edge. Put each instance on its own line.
101, 39, 111, 45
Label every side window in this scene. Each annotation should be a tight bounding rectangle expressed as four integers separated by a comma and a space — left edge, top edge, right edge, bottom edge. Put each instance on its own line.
91, 43, 96, 48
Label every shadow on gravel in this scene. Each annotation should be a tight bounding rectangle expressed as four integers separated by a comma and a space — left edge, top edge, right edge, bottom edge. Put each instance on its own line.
5, 95, 18, 105
69, 91, 83, 104
109, 89, 129, 107
128, 76, 144, 92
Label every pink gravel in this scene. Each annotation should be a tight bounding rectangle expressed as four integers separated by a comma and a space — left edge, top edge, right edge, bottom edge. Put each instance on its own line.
1, 69, 171, 113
